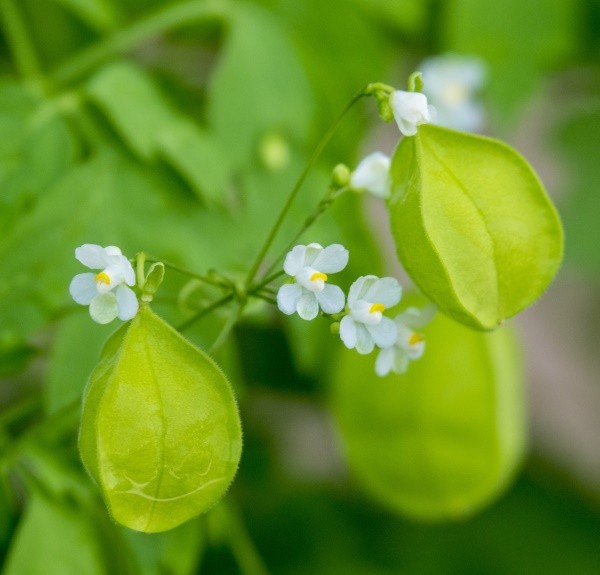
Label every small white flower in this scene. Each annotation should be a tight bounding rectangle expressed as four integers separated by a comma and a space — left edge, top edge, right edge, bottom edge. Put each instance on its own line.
69, 244, 138, 324
277, 243, 348, 320
349, 152, 391, 198
390, 90, 436, 137
420, 53, 487, 133
375, 306, 435, 376
340, 275, 402, 354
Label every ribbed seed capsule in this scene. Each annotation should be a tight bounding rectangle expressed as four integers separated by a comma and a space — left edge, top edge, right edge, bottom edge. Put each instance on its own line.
79, 304, 242, 533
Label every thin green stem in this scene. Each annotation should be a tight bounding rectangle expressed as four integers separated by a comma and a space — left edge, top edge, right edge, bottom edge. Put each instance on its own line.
0, 0, 42, 81
223, 501, 270, 575
147, 258, 227, 288
209, 302, 243, 353
244, 89, 370, 287
177, 293, 234, 332
51, 0, 229, 87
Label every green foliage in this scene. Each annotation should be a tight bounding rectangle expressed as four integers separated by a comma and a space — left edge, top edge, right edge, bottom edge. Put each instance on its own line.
554, 106, 600, 274
331, 310, 525, 520
388, 124, 563, 330
0, 0, 590, 571
46, 312, 115, 414
207, 2, 314, 170
3, 492, 107, 575
79, 305, 242, 532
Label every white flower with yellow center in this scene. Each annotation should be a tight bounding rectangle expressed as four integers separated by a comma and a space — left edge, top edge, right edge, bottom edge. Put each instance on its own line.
375, 306, 435, 376
340, 275, 402, 354
69, 244, 138, 324
277, 243, 348, 320
389, 90, 436, 137
350, 152, 391, 198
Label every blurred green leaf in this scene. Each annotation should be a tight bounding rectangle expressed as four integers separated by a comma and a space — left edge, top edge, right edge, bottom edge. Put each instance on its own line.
157, 118, 230, 204
86, 61, 174, 160
46, 312, 114, 414
87, 61, 230, 203
0, 344, 38, 378
122, 518, 204, 575
208, 2, 314, 169
388, 124, 563, 330
3, 492, 107, 575
351, 0, 427, 35
46, 0, 118, 31
331, 311, 526, 520
554, 106, 600, 274
444, 0, 577, 123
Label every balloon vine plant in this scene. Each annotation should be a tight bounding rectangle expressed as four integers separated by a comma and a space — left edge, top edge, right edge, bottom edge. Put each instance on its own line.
70, 74, 563, 532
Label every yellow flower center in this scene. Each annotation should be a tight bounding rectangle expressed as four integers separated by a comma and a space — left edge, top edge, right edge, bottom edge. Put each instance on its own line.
310, 272, 328, 282
95, 272, 111, 285
409, 333, 424, 346
369, 303, 385, 314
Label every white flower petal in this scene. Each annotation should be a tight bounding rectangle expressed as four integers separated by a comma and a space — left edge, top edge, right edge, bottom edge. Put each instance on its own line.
355, 324, 375, 355
116, 255, 136, 286
407, 340, 425, 360
393, 351, 410, 374
116, 285, 139, 321
277, 283, 303, 315
350, 152, 391, 198
364, 277, 402, 308
339, 316, 357, 349
303, 243, 323, 267
375, 347, 395, 377
283, 245, 307, 276
390, 90, 432, 136
347, 275, 376, 307
89, 293, 118, 324
75, 244, 109, 269
69, 273, 97, 305
104, 245, 123, 257
367, 316, 397, 348
316, 284, 345, 314
296, 292, 319, 320
311, 244, 349, 274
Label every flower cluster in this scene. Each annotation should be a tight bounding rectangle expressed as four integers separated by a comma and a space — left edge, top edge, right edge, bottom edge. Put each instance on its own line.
69, 244, 138, 324
277, 243, 432, 375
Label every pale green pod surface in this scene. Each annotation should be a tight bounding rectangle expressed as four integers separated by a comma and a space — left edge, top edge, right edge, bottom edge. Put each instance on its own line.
79, 305, 242, 533
330, 313, 526, 520
388, 124, 563, 330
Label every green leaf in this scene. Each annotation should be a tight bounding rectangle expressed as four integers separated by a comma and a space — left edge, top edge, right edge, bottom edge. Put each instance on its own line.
553, 106, 600, 274
207, 2, 313, 169
46, 312, 114, 414
86, 61, 176, 161
388, 124, 563, 330
331, 311, 526, 520
79, 304, 242, 533
121, 518, 204, 575
46, 0, 118, 31
3, 493, 107, 575
157, 118, 230, 204
87, 62, 230, 203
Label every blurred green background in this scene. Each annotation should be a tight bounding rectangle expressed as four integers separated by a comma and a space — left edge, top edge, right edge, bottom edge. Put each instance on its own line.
1, 0, 599, 573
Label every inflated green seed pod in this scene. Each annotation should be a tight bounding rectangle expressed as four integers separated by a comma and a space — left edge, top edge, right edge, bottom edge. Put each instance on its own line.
79, 304, 242, 533
388, 124, 563, 330
331, 312, 525, 520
